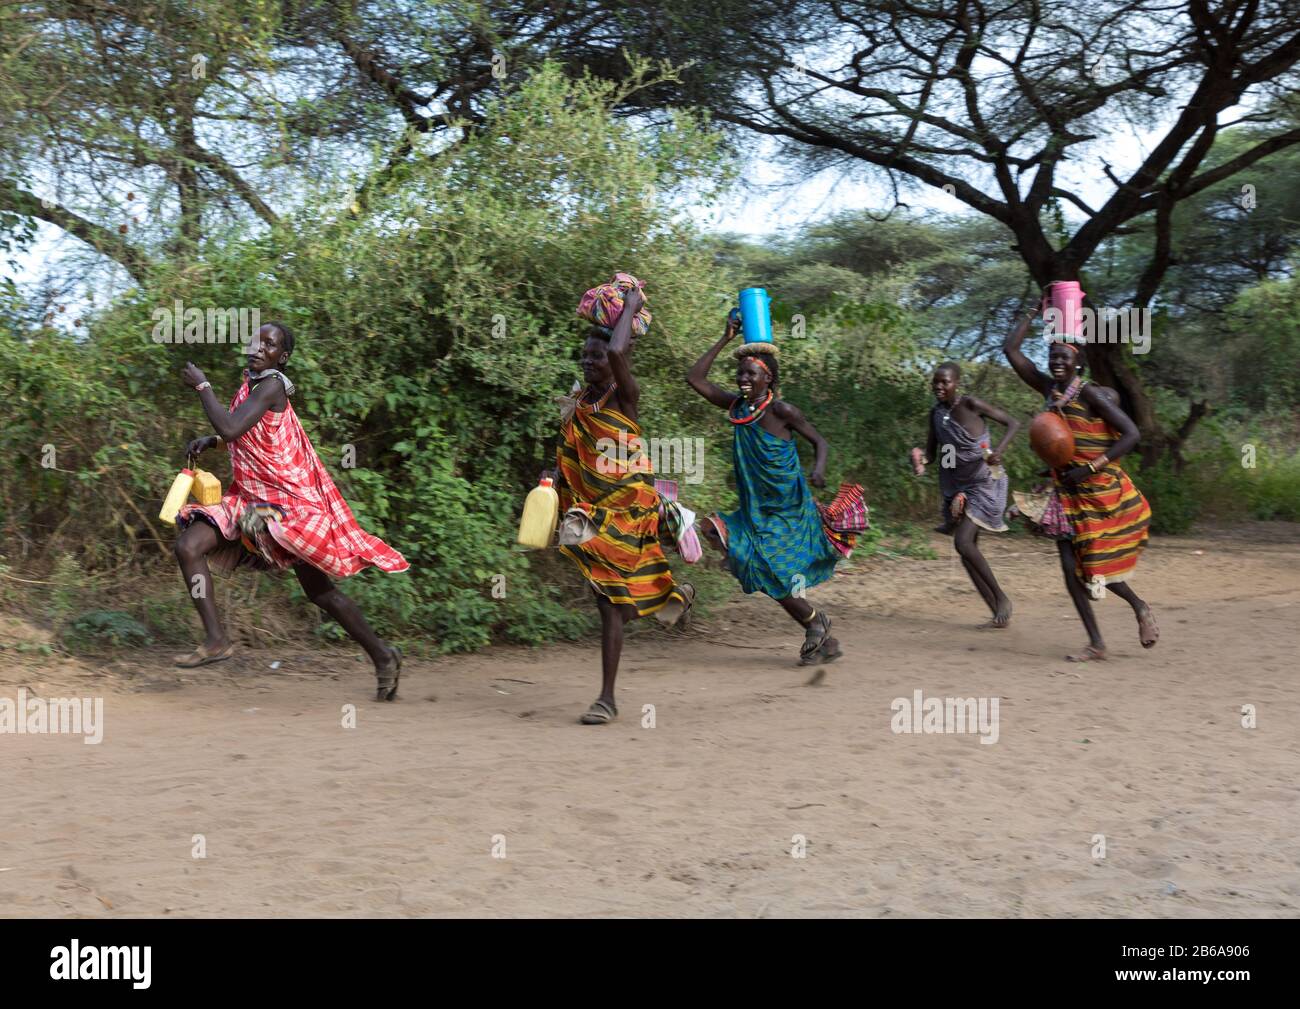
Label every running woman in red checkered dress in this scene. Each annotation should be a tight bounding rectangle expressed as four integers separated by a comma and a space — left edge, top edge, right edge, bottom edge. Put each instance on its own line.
174, 322, 409, 699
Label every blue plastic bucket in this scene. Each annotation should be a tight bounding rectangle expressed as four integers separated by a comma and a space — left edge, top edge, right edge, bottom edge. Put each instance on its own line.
737, 287, 773, 344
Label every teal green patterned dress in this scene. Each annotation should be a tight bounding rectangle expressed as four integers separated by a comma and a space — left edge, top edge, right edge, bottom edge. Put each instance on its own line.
722, 402, 843, 599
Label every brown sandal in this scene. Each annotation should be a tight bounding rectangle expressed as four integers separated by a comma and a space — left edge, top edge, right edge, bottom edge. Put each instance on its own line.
655, 582, 696, 627
1065, 645, 1107, 663
579, 698, 618, 725
174, 642, 234, 668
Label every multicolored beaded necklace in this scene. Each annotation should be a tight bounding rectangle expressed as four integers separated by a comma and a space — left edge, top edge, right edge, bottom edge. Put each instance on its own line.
729, 389, 775, 425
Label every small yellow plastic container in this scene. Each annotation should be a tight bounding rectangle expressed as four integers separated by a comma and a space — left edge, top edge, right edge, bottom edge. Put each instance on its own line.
517, 477, 559, 549
159, 468, 195, 526
192, 469, 222, 505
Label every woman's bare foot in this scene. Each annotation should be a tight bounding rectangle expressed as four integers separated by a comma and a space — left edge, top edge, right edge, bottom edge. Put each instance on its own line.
979, 598, 1012, 629
1136, 603, 1159, 649
1066, 644, 1107, 662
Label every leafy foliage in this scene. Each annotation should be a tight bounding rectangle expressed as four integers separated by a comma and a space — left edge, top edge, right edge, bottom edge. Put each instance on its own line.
3, 61, 1298, 657
2, 65, 732, 652
62, 610, 154, 651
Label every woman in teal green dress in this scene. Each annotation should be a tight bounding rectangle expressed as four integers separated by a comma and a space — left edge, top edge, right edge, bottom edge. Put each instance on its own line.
686, 314, 864, 668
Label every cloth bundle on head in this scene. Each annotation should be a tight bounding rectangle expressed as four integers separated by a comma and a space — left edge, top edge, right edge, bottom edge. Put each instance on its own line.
734, 342, 778, 362
576, 272, 651, 337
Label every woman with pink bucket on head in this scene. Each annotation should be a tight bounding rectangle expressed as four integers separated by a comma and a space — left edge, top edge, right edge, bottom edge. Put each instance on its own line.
1005, 280, 1158, 662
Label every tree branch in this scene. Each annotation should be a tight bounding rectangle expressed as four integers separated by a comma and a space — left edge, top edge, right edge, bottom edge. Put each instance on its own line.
0, 179, 153, 283
186, 145, 281, 227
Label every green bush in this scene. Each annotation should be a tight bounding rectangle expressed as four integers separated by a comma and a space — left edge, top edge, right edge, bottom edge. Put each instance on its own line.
0, 64, 731, 653
1225, 447, 1300, 522
1133, 458, 1201, 535
62, 610, 153, 651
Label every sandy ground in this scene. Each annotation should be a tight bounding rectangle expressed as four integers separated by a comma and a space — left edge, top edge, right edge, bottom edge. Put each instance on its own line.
2, 522, 1298, 918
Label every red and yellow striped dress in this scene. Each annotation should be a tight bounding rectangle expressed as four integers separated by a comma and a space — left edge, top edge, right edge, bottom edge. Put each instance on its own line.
1055, 383, 1151, 584
557, 390, 684, 618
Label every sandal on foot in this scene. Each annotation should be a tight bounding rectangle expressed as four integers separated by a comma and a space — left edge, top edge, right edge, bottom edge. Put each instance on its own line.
1136, 605, 1159, 649
1066, 645, 1107, 663
819, 634, 842, 663
375, 644, 402, 701
803, 629, 842, 685
174, 642, 234, 668
798, 612, 835, 667
705, 515, 729, 552
655, 582, 696, 627
579, 698, 618, 725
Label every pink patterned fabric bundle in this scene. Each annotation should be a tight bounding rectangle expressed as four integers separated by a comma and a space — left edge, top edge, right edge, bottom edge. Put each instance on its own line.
816, 482, 868, 559
576, 272, 652, 336
1038, 489, 1074, 538
653, 478, 702, 564
819, 482, 870, 533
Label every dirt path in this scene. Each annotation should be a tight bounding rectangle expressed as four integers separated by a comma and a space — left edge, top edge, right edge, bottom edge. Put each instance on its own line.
3, 523, 1298, 918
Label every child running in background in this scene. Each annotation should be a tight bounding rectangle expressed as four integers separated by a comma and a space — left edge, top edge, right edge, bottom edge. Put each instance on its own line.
175, 322, 408, 699
686, 313, 865, 672
909, 362, 1020, 628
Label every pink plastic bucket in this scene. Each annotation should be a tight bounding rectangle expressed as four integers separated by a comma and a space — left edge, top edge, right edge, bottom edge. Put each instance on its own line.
1044, 280, 1086, 337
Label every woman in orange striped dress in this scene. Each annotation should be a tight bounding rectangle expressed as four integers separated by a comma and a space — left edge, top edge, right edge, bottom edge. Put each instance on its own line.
1005, 310, 1159, 661
545, 283, 692, 724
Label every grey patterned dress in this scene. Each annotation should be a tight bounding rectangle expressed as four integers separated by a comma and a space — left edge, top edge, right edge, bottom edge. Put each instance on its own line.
931, 400, 1009, 533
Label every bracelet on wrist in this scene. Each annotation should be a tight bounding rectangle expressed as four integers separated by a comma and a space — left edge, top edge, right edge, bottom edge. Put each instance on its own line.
195, 381, 212, 393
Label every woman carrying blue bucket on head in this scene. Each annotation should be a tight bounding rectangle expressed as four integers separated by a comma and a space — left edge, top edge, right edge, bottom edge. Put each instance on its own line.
686, 288, 868, 674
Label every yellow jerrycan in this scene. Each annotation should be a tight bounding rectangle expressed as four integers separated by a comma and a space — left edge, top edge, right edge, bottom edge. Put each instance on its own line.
516, 477, 559, 549
192, 468, 222, 505
158, 467, 195, 526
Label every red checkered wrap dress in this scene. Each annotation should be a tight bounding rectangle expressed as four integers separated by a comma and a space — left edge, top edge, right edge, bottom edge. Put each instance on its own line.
177, 378, 408, 578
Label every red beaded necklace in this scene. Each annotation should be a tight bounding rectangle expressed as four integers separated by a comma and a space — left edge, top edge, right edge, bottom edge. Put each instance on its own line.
729, 389, 774, 425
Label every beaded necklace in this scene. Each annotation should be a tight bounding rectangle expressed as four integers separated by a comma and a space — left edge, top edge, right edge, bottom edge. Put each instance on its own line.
729, 389, 775, 425
579, 382, 617, 413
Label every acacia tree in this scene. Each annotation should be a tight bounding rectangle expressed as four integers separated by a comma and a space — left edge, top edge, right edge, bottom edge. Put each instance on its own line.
626, 0, 1300, 462
0, 0, 634, 291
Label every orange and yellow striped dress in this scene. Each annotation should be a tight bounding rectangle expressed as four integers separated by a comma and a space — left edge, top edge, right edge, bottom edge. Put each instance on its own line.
557, 389, 684, 618
1056, 383, 1151, 584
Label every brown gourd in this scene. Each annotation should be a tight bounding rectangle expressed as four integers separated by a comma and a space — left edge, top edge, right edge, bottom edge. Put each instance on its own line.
1029, 411, 1076, 468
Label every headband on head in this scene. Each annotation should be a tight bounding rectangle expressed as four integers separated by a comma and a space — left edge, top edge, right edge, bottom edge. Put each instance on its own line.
1051, 338, 1084, 359
748, 356, 772, 377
